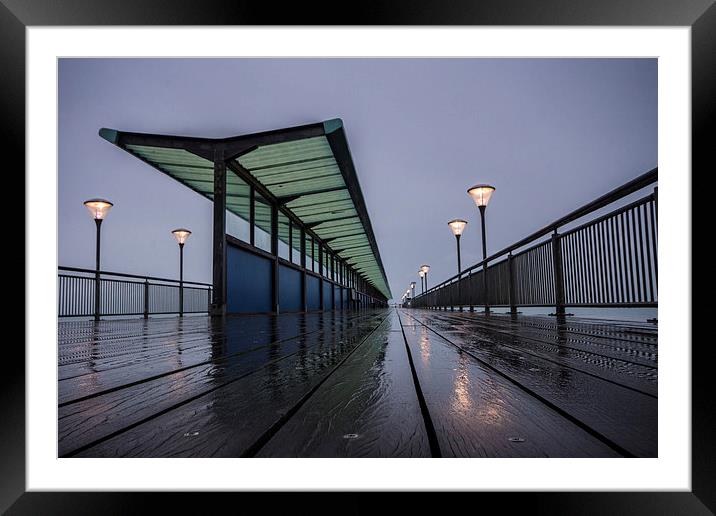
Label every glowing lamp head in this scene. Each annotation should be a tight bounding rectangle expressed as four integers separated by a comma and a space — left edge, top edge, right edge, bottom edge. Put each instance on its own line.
410, 282, 416, 289
172, 228, 192, 245
448, 218, 468, 237
418, 270, 425, 279
420, 264, 430, 274
467, 184, 495, 208
83, 198, 113, 220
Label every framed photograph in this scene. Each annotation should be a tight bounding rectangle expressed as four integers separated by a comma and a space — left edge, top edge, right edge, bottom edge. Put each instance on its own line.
5, 0, 711, 513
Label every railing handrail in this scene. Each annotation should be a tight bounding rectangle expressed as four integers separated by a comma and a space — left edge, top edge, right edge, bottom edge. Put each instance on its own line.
58, 266, 212, 288
417, 167, 657, 297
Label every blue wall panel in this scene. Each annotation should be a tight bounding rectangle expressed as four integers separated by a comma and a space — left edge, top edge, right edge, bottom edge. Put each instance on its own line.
279, 265, 302, 312
333, 285, 341, 310
227, 244, 272, 313
323, 280, 334, 310
307, 275, 321, 311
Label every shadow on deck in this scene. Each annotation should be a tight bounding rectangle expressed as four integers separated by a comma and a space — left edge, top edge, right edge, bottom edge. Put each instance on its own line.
58, 308, 657, 458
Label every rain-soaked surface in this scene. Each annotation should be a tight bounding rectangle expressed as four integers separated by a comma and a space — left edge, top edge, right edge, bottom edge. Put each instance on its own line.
58, 308, 657, 458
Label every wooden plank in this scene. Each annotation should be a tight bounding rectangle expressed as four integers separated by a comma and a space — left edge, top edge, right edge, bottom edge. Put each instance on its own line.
403, 310, 657, 457
257, 311, 430, 457
417, 313, 657, 396
398, 311, 620, 458
59, 316, 381, 456
423, 312, 658, 366
72, 312, 390, 457
58, 312, 360, 404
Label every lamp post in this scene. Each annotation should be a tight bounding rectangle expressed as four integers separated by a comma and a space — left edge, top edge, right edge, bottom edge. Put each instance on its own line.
172, 228, 192, 317
410, 281, 416, 299
448, 219, 468, 311
467, 184, 495, 314
447, 219, 467, 275
418, 270, 425, 294
420, 265, 430, 309
84, 198, 113, 322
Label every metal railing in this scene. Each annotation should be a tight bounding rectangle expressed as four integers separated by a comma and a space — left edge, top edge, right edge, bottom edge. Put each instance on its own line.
411, 168, 657, 313
58, 266, 212, 318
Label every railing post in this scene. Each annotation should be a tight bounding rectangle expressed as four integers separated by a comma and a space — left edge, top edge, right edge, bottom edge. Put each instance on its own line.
551, 230, 566, 316
508, 253, 517, 315
143, 279, 149, 319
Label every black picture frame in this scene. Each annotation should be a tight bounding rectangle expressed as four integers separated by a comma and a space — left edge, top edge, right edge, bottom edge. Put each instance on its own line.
4, 0, 711, 513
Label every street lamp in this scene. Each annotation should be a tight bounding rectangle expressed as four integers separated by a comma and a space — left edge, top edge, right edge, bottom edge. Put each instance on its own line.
410, 281, 416, 299
448, 219, 468, 311
467, 184, 495, 313
84, 198, 113, 322
420, 264, 430, 291
418, 270, 425, 294
172, 228, 192, 317
447, 219, 468, 275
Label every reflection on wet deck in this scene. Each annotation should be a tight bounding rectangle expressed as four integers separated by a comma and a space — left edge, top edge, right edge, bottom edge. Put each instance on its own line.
58, 308, 657, 458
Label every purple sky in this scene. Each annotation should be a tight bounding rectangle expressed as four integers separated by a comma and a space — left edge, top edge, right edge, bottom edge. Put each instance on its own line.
58, 58, 657, 301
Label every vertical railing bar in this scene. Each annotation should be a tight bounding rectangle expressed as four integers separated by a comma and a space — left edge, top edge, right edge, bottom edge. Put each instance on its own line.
615, 214, 625, 304
585, 224, 595, 304
543, 243, 549, 304
594, 223, 602, 304
536, 246, 543, 305
598, 220, 608, 304
627, 207, 637, 303
537, 246, 551, 305
536, 247, 542, 305
571, 233, 579, 305
644, 202, 655, 302
629, 208, 641, 303
550, 240, 556, 304
650, 196, 658, 294
598, 221, 608, 304
538, 245, 544, 305
525, 248, 535, 305
576, 229, 584, 304
637, 203, 648, 303
620, 211, 631, 304
584, 226, 592, 305
544, 243, 550, 305
608, 216, 618, 304
566, 233, 575, 304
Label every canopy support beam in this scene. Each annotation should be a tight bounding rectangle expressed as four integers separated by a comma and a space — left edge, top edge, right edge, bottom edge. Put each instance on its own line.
210, 146, 227, 317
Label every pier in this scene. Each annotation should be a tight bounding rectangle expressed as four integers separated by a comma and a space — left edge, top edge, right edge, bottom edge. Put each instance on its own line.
57, 120, 658, 459
58, 307, 656, 458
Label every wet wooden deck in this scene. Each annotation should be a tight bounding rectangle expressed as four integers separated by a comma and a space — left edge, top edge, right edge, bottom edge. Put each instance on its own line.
58, 309, 657, 458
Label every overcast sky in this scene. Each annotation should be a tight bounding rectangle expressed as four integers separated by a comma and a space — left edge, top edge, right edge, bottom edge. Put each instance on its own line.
58, 58, 657, 301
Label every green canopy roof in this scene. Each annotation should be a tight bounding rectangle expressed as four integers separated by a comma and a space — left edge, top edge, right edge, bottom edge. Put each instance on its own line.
99, 119, 391, 299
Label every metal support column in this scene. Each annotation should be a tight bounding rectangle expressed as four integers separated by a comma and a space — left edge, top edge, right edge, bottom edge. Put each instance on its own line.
210, 147, 227, 317
300, 227, 307, 312
318, 245, 324, 311
271, 204, 279, 314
